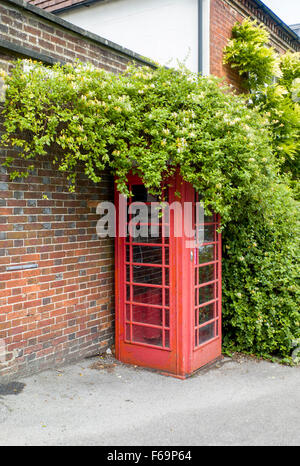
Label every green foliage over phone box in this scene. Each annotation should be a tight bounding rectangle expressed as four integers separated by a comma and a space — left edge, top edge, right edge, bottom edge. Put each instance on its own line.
1, 56, 299, 363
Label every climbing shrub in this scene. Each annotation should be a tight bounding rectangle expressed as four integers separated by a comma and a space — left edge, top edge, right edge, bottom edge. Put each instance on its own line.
224, 20, 300, 186
223, 19, 279, 90
223, 21, 300, 359
1, 59, 299, 362
1, 60, 276, 222
222, 182, 299, 361
280, 51, 300, 91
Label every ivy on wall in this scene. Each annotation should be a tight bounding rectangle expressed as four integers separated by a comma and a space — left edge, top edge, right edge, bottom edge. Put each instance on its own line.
1, 58, 299, 362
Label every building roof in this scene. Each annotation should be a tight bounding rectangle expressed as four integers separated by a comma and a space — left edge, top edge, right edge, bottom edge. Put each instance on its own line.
290, 24, 300, 37
27, 0, 93, 13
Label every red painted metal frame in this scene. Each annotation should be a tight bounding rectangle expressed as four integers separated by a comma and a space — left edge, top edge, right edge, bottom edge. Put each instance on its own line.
190, 187, 222, 374
115, 172, 222, 378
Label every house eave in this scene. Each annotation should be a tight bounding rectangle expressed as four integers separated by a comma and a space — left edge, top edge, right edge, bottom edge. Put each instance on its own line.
252, 0, 299, 43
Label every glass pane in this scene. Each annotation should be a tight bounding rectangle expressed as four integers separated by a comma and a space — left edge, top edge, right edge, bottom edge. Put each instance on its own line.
164, 247, 169, 265
132, 265, 162, 285
195, 201, 204, 225
132, 325, 163, 347
149, 203, 165, 223
131, 225, 169, 243
165, 330, 170, 348
126, 265, 130, 282
165, 288, 169, 306
198, 264, 215, 284
204, 211, 214, 223
131, 185, 159, 203
196, 221, 215, 243
198, 244, 214, 264
199, 284, 215, 305
204, 224, 215, 242
198, 323, 215, 345
130, 304, 163, 326
127, 209, 163, 239
128, 225, 160, 243
198, 303, 215, 325
163, 224, 170, 241
132, 285, 162, 306
127, 222, 156, 240
127, 245, 163, 265
165, 268, 169, 286
165, 309, 169, 327
196, 225, 204, 245
126, 324, 131, 341
215, 296, 219, 317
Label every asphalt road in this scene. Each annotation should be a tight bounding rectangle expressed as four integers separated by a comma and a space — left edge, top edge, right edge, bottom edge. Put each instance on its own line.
0, 355, 299, 446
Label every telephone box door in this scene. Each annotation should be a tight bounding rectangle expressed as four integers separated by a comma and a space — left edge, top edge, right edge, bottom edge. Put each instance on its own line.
191, 189, 222, 372
115, 175, 177, 374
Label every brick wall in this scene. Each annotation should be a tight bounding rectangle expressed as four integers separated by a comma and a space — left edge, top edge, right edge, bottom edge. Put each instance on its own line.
210, 0, 244, 90
210, 0, 299, 90
0, 0, 151, 381
0, 0, 298, 380
0, 125, 116, 380
0, 0, 151, 72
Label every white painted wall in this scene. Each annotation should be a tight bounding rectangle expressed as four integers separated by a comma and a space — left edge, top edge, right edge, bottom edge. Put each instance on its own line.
60, 0, 199, 72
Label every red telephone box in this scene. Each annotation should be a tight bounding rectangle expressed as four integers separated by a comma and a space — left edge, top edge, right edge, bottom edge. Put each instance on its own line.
115, 173, 222, 378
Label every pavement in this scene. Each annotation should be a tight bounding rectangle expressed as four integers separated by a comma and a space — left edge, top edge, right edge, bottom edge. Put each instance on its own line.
0, 354, 299, 446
